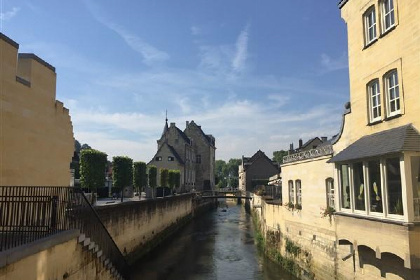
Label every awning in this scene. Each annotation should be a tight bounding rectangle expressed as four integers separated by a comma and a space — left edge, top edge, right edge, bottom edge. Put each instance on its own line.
328, 124, 420, 163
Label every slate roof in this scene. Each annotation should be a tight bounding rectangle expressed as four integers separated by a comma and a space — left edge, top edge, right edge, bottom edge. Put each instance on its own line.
175, 127, 191, 145
328, 124, 420, 163
148, 142, 185, 165
243, 150, 278, 170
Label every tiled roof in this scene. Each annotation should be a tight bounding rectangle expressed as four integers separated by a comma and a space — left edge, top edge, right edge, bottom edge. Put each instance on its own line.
329, 124, 420, 163
242, 150, 278, 170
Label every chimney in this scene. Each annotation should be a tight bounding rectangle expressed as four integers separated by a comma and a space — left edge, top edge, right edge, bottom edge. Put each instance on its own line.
170, 122, 175, 127
321, 136, 327, 142
299, 139, 303, 148
289, 143, 294, 151
186, 121, 189, 127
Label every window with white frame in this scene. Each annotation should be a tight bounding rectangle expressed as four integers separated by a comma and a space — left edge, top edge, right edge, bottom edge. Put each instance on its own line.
339, 164, 351, 209
338, 156, 404, 218
326, 178, 335, 209
381, 0, 395, 32
288, 180, 294, 203
353, 162, 366, 211
367, 79, 381, 123
384, 70, 401, 117
364, 7, 377, 44
295, 180, 302, 207
368, 160, 383, 213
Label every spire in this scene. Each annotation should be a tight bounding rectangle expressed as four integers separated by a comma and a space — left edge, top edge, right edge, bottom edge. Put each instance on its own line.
161, 110, 169, 139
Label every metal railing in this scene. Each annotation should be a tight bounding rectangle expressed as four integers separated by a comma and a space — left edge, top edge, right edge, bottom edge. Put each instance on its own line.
0, 186, 128, 278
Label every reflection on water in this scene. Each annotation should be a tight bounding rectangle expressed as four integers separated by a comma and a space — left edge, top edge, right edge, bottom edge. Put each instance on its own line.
130, 200, 297, 280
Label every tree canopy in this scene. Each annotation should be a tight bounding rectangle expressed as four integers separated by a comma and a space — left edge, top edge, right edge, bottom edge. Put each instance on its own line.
273, 150, 288, 164
133, 161, 147, 190
80, 149, 107, 191
112, 156, 133, 190
215, 158, 241, 189
148, 165, 157, 189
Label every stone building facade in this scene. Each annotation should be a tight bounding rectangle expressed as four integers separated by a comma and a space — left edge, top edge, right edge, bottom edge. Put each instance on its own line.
148, 120, 215, 192
238, 150, 279, 192
0, 33, 74, 186
253, 1, 420, 279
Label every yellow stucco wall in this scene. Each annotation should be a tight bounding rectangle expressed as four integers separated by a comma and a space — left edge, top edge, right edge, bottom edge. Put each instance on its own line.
0, 234, 114, 280
96, 194, 193, 263
0, 34, 74, 186
336, 0, 420, 154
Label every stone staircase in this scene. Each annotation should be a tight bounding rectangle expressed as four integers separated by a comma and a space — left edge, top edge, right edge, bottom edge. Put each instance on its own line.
78, 233, 125, 280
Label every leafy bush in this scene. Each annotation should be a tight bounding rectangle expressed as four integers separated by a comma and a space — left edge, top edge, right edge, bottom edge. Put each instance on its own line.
148, 165, 157, 188
112, 156, 133, 189
133, 161, 147, 191
80, 149, 107, 191
160, 168, 169, 187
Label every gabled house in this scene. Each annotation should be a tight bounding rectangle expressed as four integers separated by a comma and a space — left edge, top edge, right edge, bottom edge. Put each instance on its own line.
238, 150, 279, 192
148, 119, 215, 192
184, 120, 216, 191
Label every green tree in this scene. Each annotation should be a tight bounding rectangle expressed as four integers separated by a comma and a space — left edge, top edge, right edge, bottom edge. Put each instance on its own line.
174, 170, 181, 189
273, 150, 288, 164
112, 156, 133, 192
133, 161, 147, 192
148, 165, 157, 189
160, 168, 169, 187
80, 149, 107, 191
168, 170, 176, 189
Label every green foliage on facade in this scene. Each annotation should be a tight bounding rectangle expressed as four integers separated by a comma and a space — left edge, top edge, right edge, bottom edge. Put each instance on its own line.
148, 166, 157, 188
160, 168, 169, 187
133, 161, 147, 191
112, 156, 133, 190
80, 149, 107, 191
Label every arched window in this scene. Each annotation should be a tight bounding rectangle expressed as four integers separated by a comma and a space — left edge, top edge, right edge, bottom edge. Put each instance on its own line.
288, 180, 294, 203
295, 180, 302, 208
326, 178, 335, 208
383, 70, 401, 117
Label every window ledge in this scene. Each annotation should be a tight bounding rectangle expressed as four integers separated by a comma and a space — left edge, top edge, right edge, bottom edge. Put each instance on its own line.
363, 38, 378, 50
380, 25, 397, 38
335, 211, 415, 226
367, 119, 383, 126
384, 113, 402, 121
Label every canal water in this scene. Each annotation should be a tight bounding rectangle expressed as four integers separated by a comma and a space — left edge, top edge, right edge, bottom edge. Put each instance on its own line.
130, 200, 298, 280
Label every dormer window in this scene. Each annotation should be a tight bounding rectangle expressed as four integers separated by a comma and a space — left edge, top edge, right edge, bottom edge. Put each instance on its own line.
364, 7, 377, 45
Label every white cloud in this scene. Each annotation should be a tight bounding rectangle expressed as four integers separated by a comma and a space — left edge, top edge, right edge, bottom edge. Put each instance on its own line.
0, 7, 20, 21
83, 0, 169, 66
320, 52, 348, 73
232, 25, 249, 73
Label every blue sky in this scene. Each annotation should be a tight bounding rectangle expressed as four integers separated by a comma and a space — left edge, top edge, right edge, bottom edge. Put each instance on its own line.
1, 0, 349, 161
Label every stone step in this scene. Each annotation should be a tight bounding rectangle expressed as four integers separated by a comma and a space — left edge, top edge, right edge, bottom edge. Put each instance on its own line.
78, 234, 86, 243
88, 241, 95, 251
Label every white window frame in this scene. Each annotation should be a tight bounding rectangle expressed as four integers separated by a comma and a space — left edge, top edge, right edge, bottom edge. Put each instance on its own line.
367, 79, 382, 123
338, 164, 352, 212
364, 7, 377, 45
336, 155, 405, 221
381, 0, 395, 32
384, 70, 401, 117
326, 178, 335, 209
295, 180, 302, 206
288, 180, 294, 204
